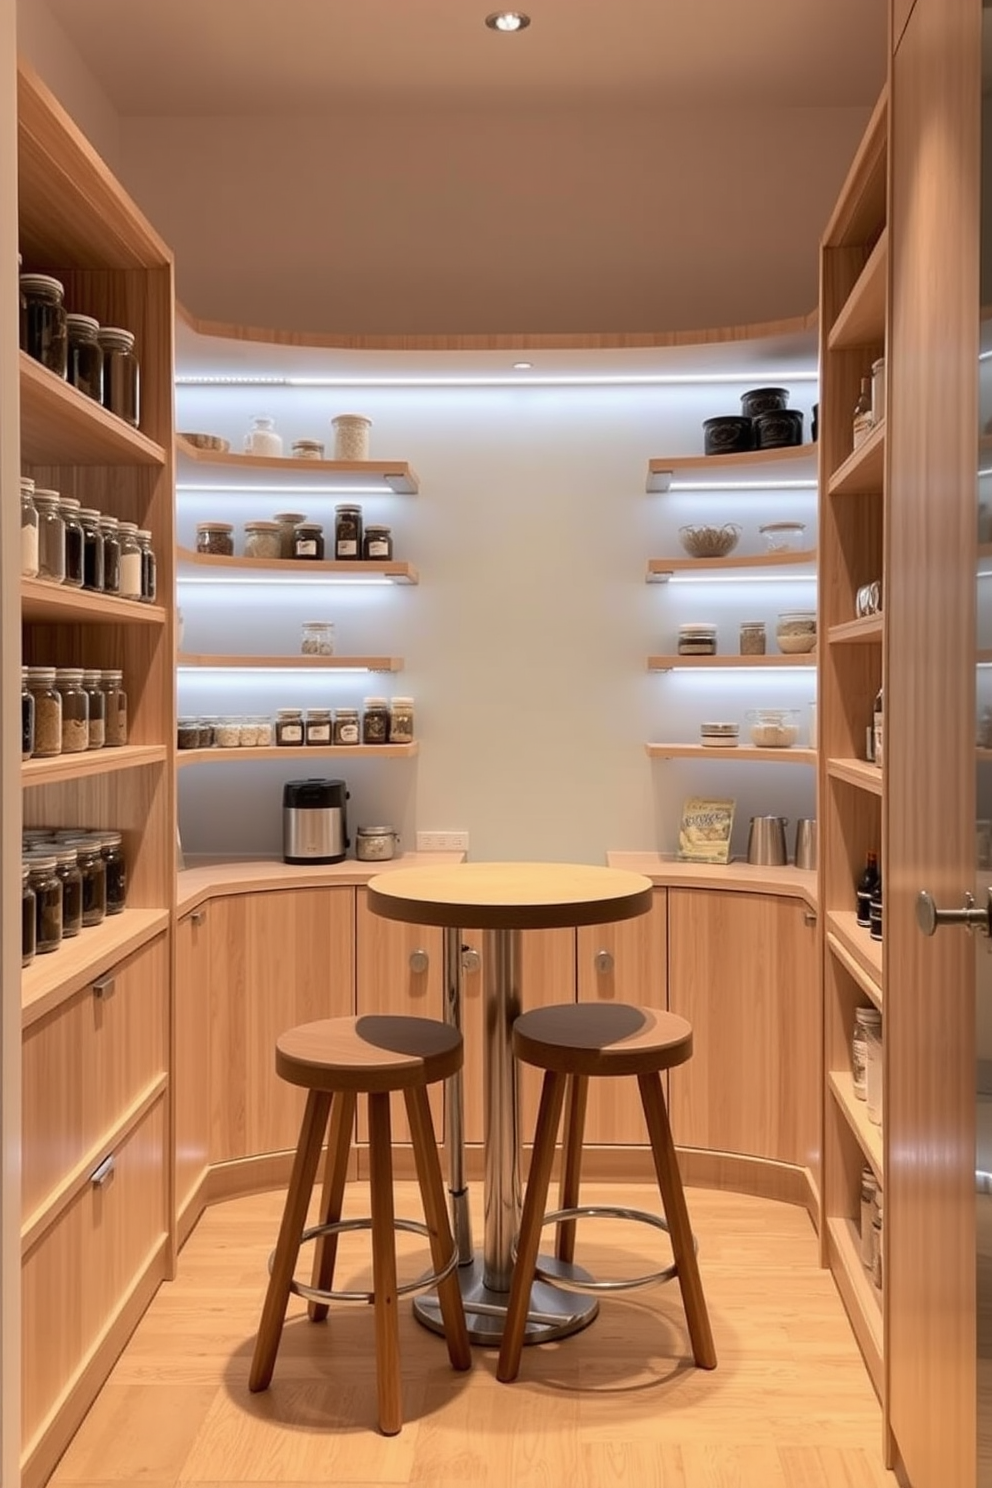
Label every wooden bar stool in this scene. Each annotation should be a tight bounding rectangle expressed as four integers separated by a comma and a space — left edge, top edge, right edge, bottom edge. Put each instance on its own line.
248, 1014, 471, 1434
496, 1002, 717, 1383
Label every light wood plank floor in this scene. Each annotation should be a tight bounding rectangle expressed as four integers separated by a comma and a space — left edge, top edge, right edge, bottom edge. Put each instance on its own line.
47, 1181, 897, 1488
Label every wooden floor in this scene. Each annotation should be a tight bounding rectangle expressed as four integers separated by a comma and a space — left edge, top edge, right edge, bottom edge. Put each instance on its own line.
46, 1181, 897, 1488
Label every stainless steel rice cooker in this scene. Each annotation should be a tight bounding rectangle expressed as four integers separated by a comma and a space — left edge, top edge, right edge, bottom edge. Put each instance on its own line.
282, 778, 349, 865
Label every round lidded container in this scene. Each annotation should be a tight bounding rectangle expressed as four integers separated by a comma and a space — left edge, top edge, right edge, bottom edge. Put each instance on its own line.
677, 623, 717, 657
22, 863, 36, 966
196, 521, 234, 557
362, 696, 390, 745
758, 521, 806, 553
58, 496, 85, 587
96, 831, 127, 914
356, 826, 400, 862
291, 439, 324, 460
739, 621, 766, 656
332, 413, 372, 461
178, 717, 200, 750
747, 708, 800, 748
244, 414, 282, 456
362, 524, 393, 561
852, 1005, 882, 1100
117, 520, 143, 599
79, 507, 105, 591
334, 504, 363, 560
389, 696, 415, 744
740, 386, 789, 419
333, 707, 360, 746
776, 610, 817, 654
60, 836, 107, 927
136, 528, 157, 601
82, 669, 106, 749
52, 845, 83, 937
699, 721, 739, 749
26, 667, 62, 758
273, 512, 307, 558
305, 708, 333, 746
275, 709, 305, 746
20, 273, 68, 375
101, 669, 128, 746
34, 488, 66, 582
243, 520, 282, 560
26, 854, 62, 953
54, 667, 89, 754
21, 477, 39, 579
99, 514, 121, 591
66, 312, 103, 401
293, 522, 325, 560
97, 326, 140, 426
301, 621, 335, 656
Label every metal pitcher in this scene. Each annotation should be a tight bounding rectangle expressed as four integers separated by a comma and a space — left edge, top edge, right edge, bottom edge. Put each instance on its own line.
746, 815, 789, 866
794, 818, 817, 871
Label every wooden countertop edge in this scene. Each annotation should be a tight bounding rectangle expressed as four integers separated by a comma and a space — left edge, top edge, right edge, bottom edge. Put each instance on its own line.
176, 852, 467, 916
606, 853, 818, 910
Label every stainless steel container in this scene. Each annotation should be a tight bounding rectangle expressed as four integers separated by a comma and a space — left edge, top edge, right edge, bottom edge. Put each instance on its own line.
794, 818, 817, 870
282, 778, 348, 865
355, 825, 400, 862
746, 815, 788, 866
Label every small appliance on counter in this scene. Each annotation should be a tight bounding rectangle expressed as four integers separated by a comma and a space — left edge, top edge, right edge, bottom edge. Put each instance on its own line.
282, 778, 349, 865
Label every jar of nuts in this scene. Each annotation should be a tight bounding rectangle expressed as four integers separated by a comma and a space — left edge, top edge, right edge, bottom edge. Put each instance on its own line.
196, 521, 234, 557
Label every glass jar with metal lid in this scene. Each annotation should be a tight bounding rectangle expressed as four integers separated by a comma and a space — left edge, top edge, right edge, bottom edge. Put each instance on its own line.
21, 477, 39, 578
82, 669, 106, 749
243, 520, 282, 560
852, 1005, 882, 1100
66, 312, 103, 401
33, 489, 66, 582
196, 521, 234, 557
362, 524, 393, 561
116, 520, 143, 599
333, 707, 360, 745
19, 273, 67, 375
739, 621, 766, 656
291, 439, 324, 460
59, 836, 107, 927
58, 496, 85, 587
96, 831, 127, 914
305, 708, 332, 746
52, 845, 83, 937
26, 667, 62, 758
355, 826, 400, 862
101, 669, 128, 746
334, 504, 363, 560
26, 854, 62, 953
388, 697, 415, 744
54, 667, 89, 754
97, 325, 140, 426
22, 668, 34, 759
99, 514, 121, 592
136, 528, 157, 601
293, 522, 325, 560
677, 623, 717, 657
273, 512, 307, 558
362, 696, 390, 745
22, 864, 36, 966
275, 709, 305, 746
79, 507, 105, 591
301, 621, 335, 656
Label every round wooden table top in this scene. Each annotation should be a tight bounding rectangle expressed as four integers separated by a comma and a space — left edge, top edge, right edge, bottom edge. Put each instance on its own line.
366, 861, 655, 931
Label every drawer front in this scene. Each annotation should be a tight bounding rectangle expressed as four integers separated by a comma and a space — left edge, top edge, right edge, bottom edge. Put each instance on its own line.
22, 933, 169, 1220
21, 1095, 168, 1451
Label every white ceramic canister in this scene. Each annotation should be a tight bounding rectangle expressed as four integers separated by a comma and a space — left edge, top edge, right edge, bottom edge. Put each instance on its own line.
332, 413, 372, 461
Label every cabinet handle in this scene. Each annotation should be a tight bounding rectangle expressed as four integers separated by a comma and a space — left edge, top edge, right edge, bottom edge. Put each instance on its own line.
92, 975, 116, 1000
409, 949, 430, 975
91, 1155, 115, 1188
802, 910, 817, 928
191, 909, 207, 928
594, 950, 615, 975
461, 946, 481, 974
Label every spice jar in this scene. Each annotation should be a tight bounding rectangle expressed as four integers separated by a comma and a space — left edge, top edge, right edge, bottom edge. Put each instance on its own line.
97, 326, 140, 426
739, 621, 766, 656
860, 1167, 877, 1267
99, 514, 121, 592
82, 669, 106, 749
26, 667, 62, 758
243, 520, 282, 559
101, 670, 128, 746
21, 477, 39, 578
334, 504, 363, 560
275, 708, 305, 746
136, 528, 157, 601
22, 864, 36, 967
332, 413, 372, 461
362, 524, 393, 561
244, 414, 282, 456
52, 845, 83, 938
97, 831, 127, 915
293, 522, 325, 560
79, 507, 105, 591
66, 312, 103, 401
356, 826, 400, 862
26, 854, 62, 953
273, 512, 307, 558
291, 439, 324, 460
333, 707, 360, 745
196, 521, 234, 557
58, 497, 85, 587
115, 520, 142, 599
54, 667, 90, 754
19, 273, 68, 376
22, 668, 34, 759
362, 696, 390, 745
389, 696, 415, 744
305, 708, 333, 745
852, 1005, 881, 1101
301, 621, 335, 656
34, 489, 66, 583
177, 718, 200, 750
677, 623, 717, 657
63, 837, 107, 926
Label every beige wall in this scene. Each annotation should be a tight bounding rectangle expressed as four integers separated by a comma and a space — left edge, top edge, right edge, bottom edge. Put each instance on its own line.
16, 0, 120, 171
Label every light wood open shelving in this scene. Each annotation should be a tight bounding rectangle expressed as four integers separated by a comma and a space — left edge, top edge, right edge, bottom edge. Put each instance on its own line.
176, 652, 404, 672
826, 757, 884, 795
828, 1070, 884, 1182
176, 436, 419, 493
21, 909, 171, 1027
176, 547, 418, 584
21, 353, 167, 467
826, 420, 886, 497
21, 579, 167, 626
22, 745, 169, 788
826, 925, 883, 1012
825, 1215, 884, 1396
645, 743, 816, 764
176, 743, 419, 768
647, 654, 815, 671
825, 910, 883, 998
827, 228, 888, 352
645, 442, 818, 493
828, 615, 884, 644
646, 550, 816, 581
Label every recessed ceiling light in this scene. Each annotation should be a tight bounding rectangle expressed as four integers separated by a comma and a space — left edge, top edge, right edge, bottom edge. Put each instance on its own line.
513, 361, 533, 370
485, 12, 531, 32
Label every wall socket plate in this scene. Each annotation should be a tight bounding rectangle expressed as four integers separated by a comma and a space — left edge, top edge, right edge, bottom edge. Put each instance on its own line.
416, 830, 470, 853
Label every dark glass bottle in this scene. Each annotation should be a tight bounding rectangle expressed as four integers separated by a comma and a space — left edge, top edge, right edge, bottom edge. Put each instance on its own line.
869, 875, 883, 942
856, 851, 879, 928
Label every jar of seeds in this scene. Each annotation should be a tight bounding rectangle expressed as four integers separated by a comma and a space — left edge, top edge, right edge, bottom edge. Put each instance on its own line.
196, 521, 234, 557
389, 696, 415, 744
273, 512, 307, 558
54, 667, 89, 753
362, 696, 390, 745
26, 667, 62, 758
101, 670, 128, 746
739, 621, 766, 656
333, 707, 360, 745
22, 668, 34, 759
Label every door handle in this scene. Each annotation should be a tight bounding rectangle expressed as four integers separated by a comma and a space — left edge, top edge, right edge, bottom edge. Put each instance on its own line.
408, 949, 430, 975
460, 946, 481, 974
593, 950, 615, 975
916, 888, 991, 937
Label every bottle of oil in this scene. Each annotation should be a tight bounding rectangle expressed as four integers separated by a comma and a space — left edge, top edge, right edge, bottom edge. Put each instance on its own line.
853, 376, 873, 449
856, 850, 879, 927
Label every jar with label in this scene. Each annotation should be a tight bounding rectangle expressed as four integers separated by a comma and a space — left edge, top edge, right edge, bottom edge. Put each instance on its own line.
22, 864, 36, 967
195, 521, 234, 557
82, 668, 106, 749
332, 413, 372, 461
98, 832, 127, 914
27, 855, 62, 953
66, 312, 103, 401
101, 670, 128, 746
273, 512, 307, 558
739, 621, 766, 656
860, 1167, 877, 1267
99, 514, 122, 592
21, 477, 39, 578
34, 489, 66, 582
79, 507, 105, 591
136, 528, 157, 601
293, 522, 325, 560
19, 273, 68, 375
389, 696, 415, 744
26, 667, 62, 758
301, 621, 335, 656
52, 845, 83, 938
244, 414, 282, 456
362, 696, 390, 745
58, 497, 85, 587
97, 326, 140, 426
334, 504, 363, 560
54, 667, 90, 753
362, 524, 393, 561
117, 521, 143, 599
275, 709, 305, 746
22, 668, 34, 759
852, 1005, 882, 1101
243, 520, 282, 559
305, 708, 333, 745
865, 1015, 883, 1126
333, 707, 360, 745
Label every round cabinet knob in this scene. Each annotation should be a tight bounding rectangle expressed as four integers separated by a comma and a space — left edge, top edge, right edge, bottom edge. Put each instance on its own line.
461, 946, 481, 974
408, 949, 430, 975
594, 949, 614, 975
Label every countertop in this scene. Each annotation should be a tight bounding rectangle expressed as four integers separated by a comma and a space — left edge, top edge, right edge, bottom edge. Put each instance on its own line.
606, 852, 817, 910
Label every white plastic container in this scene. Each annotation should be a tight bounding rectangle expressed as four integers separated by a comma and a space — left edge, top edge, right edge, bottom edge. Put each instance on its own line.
244, 415, 283, 457
332, 413, 372, 461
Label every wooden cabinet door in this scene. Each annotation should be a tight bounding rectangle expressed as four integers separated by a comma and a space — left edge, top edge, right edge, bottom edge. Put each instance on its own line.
175, 906, 211, 1230
667, 889, 818, 1169
576, 887, 668, 1144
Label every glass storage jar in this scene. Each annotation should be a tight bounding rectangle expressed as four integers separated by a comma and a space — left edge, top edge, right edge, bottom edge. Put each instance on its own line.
34, 489, 66, 582
332, 413, 372, 461
291, 439, 324, 460
63, 837, 107, 927
26, 667, 62, 758
99, 514, 121, 592
362, 524, 393, 561
252, 715, 274, 747
178, 717, 200, 750
860, 1167, 878, 1266
136, 528, 157, 601
117, 521, 143, 599
305, 708, 333, 745
82, 668, 106, 749
196, 521, 234, 557
275, 709, 305, 746
293, 523, 325, 560
243, 414, 282, 456
243, 520, 282, 559
677, 623, 717, 656
301, 621, 335, 655
97, 326, 140, 426
362, 696, 390, 745
66, 312, 103, 401
79, 507, 105, 591
197, 717, 219, 749
214, 717, 242, 748
54, 667, 89, 754
273, 512, 307, 558
776, 611, 817, 655
20, 273, 67, 375
355, 826, 400, 862
852, 1005, 882, 1101
865, 1015, 883, 1126
27, 854, 62, 953
53, 845, 83, 938
21, 477, 39, 578
388, 696, 415, 744
739, 621, 766, 656
58, 497, 85, 587
334, 504, 363, 560
22, 668, 34, 759
333, 707, 360, 745
98, 831, 127, 914
22, 864, 36, 966
101, 669, 128, 746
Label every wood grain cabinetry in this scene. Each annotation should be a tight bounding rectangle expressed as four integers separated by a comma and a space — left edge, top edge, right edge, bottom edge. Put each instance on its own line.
175, 906, 212, 1239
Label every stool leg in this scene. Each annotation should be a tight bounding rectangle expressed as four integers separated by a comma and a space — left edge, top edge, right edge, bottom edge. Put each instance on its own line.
308, 1089, 357, 1323
556, 1074, 588, 1264
496, 1069, 567, 1384
404, 1086, 471, 1371
249, 1088, 332, 1392
637, 1073, 717, 1370
368, 1091, 403, 1435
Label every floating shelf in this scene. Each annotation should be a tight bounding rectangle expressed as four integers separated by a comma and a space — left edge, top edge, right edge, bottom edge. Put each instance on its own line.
827, 228, 888, 351
176, 438, 419, 494
828, 615, 883, 644
645, 743, 816, 764
825, 1216, 883, 1397
177, 743, 419, 767
825, 910, 882, 997
176, 548, 418, 584
23, 744, 168, 788
22, 908, 171, 1026
829, 1069, 884, 1183
827, 758, 884, 796
21, 577, 168, 626
827, 421, 885, 497
646, 443, 818, 493
647, 549, 817, 582
177, 653, 403, 673
20, 352, 167, 467
648, 654, 816, 671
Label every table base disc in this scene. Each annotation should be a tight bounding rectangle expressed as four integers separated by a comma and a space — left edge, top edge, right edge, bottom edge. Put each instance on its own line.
412, 1253, 600, 1346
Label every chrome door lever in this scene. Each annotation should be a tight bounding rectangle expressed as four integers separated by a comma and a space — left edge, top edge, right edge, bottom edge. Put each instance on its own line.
916, 888, 992, 937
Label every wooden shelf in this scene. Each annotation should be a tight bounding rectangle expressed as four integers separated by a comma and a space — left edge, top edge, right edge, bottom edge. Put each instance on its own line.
21, 577, 167, 626
645, 743, 817, 764
827, 615, 883, 645
647, 654, 815, 671
646, 443, 818, 492
177, 652, 403, 672
22, 744, 168, 788
20, 353, 167, 467
176, 438, 419, 494
827, 758, 884, 795
177, 743, 419, 767
829, 1070, 884, 1183
647, 549, 816, 581
825, 910, 882, 998
176, 548, 418, 584
827, 929, 883, 1012
827, 228, 888, 351
21, 908, 171, 1027
827, 421, 886, 497
825, 1216, 884, 1397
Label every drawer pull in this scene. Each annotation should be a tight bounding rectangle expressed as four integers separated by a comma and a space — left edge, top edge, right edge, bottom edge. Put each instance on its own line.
803, 909, 817, 928
594, 950, 615, 975
461, 946, 481, 975
409, 949, 430, 976
91, 1155, 115, 1188
191, 909, 207, 927
92, 976, 116, 1000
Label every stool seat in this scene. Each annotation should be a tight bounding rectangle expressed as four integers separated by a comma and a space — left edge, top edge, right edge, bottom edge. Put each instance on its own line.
513, 1003, 692, 1078
277, 1014, 464, 1092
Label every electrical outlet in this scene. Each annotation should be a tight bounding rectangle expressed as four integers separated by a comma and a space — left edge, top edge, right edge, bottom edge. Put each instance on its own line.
416, 830, 470, 853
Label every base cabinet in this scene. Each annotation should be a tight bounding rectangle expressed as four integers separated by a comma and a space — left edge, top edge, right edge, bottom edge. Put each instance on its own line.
175, 907, 212, 1230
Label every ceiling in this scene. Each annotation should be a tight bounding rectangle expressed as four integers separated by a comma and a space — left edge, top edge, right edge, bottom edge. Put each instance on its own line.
44, 0, 886, 116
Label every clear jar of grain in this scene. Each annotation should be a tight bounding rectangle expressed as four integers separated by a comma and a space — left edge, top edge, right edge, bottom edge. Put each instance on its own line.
101, 669, 128, 746
26, 666, 62, 758
82, 669, 106, 748
21, 477, 39, 578
117, 520, 143, 599
54, 667, 90, 753
243, 520, 282, 559
332, 413, 372, 461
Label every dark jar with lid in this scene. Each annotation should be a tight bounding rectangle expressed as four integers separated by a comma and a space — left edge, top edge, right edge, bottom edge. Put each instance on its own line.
80, 507, 105, 591
99, 515, 121, 593
136, 529, 157, 601
97, 326, 140, 426
293, 523, 325, 560
22, 864, 36, 966
66, 313, 103, 401
20, 273, 68, 376
362, 524, 393, 561
98, 832, 127, 914
62, 837, 107, 927
334, 504, 363, 560
53, 846, 84, 938
27, 855, 63, 953
58, 497, 85, 588
22, 669, 34, 759
362, 697, 390, 745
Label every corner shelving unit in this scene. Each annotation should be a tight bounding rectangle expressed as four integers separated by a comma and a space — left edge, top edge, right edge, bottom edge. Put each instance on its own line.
818, 85, 888, 1404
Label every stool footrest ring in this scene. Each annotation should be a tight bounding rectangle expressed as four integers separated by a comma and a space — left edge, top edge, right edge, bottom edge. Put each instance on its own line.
275, 1217, 459, 1306
518, 1205, 697, 1294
